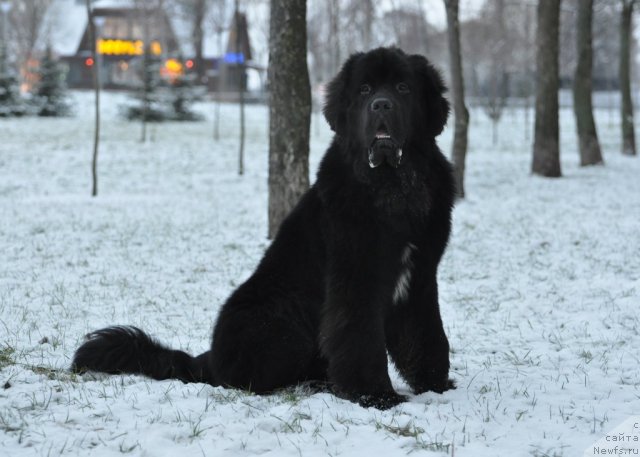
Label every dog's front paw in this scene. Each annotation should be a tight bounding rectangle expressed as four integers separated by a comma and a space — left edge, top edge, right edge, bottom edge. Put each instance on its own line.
413, 377, 456, 395
356, 391, 407, 410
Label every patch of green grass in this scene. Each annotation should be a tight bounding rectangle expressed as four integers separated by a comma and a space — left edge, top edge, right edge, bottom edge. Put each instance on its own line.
410, 437, 452, 454
380, 421, 425, 438
186, 415, 211, 439
118, 440, 140, 453
0, 345, 15, 369
271, 411, 311, 434
578, 349, 594, 364
502, 349, 541, 367
29, 365, 78, 384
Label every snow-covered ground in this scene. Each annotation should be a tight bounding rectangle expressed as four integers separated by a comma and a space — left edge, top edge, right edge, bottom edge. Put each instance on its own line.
0, 91, 638, 457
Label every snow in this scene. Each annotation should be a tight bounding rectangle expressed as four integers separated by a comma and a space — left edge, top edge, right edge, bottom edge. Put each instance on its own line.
39, 0, 87, 56
0, 90, 639, 457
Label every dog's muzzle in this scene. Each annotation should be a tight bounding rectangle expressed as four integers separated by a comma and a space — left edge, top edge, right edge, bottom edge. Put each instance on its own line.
368, 135, 403, 168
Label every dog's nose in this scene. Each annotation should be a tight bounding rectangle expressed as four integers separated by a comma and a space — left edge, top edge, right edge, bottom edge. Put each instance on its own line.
371, 97, 393, 112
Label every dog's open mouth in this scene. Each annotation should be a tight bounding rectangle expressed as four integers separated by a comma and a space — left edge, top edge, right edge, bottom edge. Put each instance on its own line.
368, 130, 403, 169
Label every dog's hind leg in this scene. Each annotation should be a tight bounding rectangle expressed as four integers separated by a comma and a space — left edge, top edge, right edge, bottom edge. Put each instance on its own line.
210, 304, 320, 394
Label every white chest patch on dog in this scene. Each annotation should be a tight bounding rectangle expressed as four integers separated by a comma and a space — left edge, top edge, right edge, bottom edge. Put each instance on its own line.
393, 243, 416, 304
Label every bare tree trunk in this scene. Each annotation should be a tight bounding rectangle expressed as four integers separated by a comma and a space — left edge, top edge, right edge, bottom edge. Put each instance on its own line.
235, 5, 245, 176
532, 0, 561, 177
193, 0, 206, 85
268, 0, 311, 239
10, 0, 51, 81
492, 120, 497, 146
444, 0, 470, 198
524, 4, 533, 142
573, 0, 603, 166
484, 0, 507, 147
363, 0, 374, 49
85, 1, 100, 197
415, 0, 429, 53
213, 27, 223, 141
211, 0, 226, 141
524, 94, 530, 141
328, 0, 340, 77
619, 0, 636, 156
141, 8, 150, 143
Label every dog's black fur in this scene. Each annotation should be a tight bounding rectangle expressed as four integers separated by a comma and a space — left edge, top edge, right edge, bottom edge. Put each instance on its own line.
72, 48, 456, 410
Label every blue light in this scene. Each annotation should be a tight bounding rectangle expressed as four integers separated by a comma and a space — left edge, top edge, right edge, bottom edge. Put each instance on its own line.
224, 52, 245, 64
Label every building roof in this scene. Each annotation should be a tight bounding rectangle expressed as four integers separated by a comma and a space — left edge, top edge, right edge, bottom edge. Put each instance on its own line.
38, 0, 87, 56
37, 0, 263, 62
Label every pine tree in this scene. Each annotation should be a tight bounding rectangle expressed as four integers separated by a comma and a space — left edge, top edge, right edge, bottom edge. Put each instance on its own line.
0, 72, 24, 117
0, 44, 25, 117
34, 47, 72, 117
168, 72, 203, 121
125, 48, 165, 122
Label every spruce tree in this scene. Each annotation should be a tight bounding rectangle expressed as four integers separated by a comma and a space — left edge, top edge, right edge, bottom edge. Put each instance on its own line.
168, 72, 203, 121
0, 73, 23, 116
125, 48, 165, 122
34, 47, 72, 117
0, 45, 25, 117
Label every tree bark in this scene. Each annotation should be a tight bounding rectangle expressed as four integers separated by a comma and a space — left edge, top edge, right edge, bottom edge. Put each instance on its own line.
268, 0, 311, 239
532, 0, 561, 177
573, 0, 603, 166
192, 0, 206, 84
444, 0, 469, 198
85, 0, 100, 197
619, 0, 636, 156
363, 0, 374, 49
235, 6, 245, 175
328, 0, 341, 77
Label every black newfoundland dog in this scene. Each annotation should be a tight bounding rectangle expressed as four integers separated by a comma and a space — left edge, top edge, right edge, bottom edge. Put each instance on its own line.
72, 47, 456, 410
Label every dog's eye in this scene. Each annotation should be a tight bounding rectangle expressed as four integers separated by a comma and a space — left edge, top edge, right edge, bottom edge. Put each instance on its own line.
359, 84, 372, 95
396, 83, 410, 94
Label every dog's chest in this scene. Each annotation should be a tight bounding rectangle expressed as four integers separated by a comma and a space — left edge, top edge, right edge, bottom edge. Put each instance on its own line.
392, 243, 416, 304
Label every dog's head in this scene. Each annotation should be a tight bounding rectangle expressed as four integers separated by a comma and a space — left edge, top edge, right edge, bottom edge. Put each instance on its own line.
323, 48, 449, 170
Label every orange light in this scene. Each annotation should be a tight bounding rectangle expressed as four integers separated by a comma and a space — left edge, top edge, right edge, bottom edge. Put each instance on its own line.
150, 41, 162, 56
164, 58, 183, 73
85, 57, 94, 66
185, 59, 194, 69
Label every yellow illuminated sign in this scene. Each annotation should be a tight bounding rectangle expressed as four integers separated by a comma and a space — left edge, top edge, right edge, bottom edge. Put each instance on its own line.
97, 39, 163, 56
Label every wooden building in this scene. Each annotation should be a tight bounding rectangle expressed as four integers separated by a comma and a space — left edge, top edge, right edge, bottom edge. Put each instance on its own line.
39, 0, 257, 93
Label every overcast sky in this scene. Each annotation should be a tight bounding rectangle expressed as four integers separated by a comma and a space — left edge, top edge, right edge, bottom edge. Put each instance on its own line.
399, 0, 488, 28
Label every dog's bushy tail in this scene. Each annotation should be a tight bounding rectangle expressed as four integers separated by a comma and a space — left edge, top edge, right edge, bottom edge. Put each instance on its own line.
71, 326, 214, 384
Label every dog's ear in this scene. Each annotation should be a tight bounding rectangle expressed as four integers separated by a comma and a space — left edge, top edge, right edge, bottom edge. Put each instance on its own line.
323, 53, 363, 134
409, 54, 450, 137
